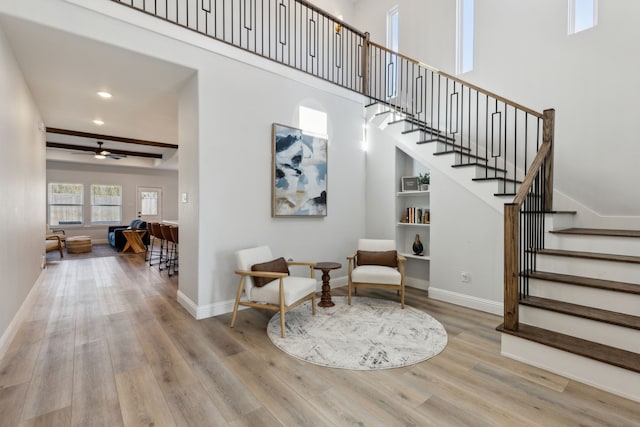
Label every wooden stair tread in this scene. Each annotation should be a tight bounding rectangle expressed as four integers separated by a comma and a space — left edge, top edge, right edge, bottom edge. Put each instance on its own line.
434, 150, 487, 161
520, 295, 640, 330
535, 248, 640, 264
524, 270, 640, 295
551, 228, 640, 238
496, 323, 640, 374
416, 139, 469, 150
451, 162, 507, 173
472, 177, 523, 184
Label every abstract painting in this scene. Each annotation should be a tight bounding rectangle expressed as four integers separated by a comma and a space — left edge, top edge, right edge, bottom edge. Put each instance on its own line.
272, 123, 327, 217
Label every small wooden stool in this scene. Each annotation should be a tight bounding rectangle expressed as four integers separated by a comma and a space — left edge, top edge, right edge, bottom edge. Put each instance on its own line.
66, 236, 93, 254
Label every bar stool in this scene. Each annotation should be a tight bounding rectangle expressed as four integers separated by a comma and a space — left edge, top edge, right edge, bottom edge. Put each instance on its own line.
167, 226, 178, 276
147, 222, 164, 267
159, 224, 173, 273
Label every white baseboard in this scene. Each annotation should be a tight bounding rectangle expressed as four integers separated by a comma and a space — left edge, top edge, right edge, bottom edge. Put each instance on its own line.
502, 334, 640, 402
178, 276, 349, 320
406, 277, 429, 291
428, 287, 503, 316
0, 270, 45, 360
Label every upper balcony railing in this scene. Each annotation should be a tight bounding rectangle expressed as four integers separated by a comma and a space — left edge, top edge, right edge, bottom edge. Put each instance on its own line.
113, 0, 367, 93
112, 0, 555, 332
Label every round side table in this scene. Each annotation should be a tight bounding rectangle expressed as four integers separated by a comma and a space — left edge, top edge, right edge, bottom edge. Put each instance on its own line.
314, 262, 342, 307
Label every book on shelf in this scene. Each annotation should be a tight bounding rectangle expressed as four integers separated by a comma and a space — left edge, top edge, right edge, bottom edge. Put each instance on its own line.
402, 207, 430, 224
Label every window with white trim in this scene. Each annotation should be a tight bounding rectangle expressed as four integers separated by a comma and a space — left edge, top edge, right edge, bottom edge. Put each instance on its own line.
386, 5, 399, 98
48, 183, 84, 226
456, 0, 474, 75
569, 0, 597, 34
90, 184, 122, 224
299, 106, 327, 136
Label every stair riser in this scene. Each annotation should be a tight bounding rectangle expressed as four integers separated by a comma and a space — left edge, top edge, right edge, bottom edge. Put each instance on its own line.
536, 256, 640, 285
520, 306, 640, 353
501, 335, 640, 402
546, 233, 640, 257
528, 279, 640, 317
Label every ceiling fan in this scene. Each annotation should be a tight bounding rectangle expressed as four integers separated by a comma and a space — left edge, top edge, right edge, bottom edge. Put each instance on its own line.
74, 141, 127, 160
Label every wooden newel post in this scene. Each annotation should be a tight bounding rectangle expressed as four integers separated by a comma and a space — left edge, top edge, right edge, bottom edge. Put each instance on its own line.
361, 32, 370, 97
504, 203, 520, 331
542, 109, 555, 212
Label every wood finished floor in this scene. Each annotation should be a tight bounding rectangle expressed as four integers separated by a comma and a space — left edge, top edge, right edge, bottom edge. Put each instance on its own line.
1, 255, 639, 427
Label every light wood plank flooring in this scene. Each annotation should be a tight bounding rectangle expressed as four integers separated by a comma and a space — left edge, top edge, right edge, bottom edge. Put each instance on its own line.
1, 254, 638, 426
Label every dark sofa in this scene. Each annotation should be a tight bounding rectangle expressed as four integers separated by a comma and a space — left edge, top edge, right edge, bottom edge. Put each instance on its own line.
108, 219, 150, 251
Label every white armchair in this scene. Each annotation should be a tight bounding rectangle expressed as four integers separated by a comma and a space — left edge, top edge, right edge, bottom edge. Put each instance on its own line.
347, 239, 406, 308
231, 246, 317, 337
46, 234, 64, 258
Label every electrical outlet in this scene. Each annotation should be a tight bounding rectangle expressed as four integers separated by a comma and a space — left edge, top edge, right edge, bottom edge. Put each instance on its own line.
461, 272, 470, 283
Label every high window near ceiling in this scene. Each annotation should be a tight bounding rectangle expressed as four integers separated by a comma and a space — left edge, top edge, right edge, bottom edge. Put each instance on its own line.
300, 105, 327, 136
48, 183, 83, 226
91, 184, 122, 224
386, 5, 399, 98
456, 0, 474, 75
569, 0, 597, 34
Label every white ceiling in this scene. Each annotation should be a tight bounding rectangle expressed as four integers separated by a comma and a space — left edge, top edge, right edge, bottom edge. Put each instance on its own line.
1, 15, 196, 169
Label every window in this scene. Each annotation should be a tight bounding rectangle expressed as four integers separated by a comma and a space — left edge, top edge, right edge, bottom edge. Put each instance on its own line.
299, 106, 327, 136
569, 0, 597, 34
456, 0, 474, 74
91, 184, 122, 224
48, 183, 83, 225
386, 6, 399, 98
140, 191, 159, 216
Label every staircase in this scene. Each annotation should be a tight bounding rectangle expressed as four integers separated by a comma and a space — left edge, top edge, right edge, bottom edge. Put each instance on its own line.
367, 102, 640, 401
499, 223, 640, 400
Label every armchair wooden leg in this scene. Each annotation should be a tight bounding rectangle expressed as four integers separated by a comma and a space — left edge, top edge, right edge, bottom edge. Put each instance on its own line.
230, 277, 245, 329
400, 285, 405, 309
348, 283, 352, 305
279, 278, 286, 338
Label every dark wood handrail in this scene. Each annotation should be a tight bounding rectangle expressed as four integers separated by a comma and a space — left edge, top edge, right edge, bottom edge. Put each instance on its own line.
504, 109, 555, 331
367, 41, 544, 119
512, 141, 552, 206
294, 0, 367, 38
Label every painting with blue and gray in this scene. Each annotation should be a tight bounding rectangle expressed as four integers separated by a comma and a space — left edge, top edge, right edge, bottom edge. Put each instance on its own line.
274, 125, 327, 216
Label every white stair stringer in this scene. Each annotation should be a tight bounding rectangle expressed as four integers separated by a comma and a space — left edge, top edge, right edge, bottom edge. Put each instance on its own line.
519, 305, 640, 354
371, 116, 511, 214
528, 279, 640, 317
501, 334, 640, 402
535, 255, 640, 285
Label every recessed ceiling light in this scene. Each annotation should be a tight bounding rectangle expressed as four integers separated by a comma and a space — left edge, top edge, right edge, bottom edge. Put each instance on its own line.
97, 91, 112, 99
93, 119, 104, 126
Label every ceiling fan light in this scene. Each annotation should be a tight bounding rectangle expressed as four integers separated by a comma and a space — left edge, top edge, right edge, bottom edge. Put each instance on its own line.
94, 154, 106, 159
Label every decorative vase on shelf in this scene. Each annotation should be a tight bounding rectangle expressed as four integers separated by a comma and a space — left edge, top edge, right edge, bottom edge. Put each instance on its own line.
412, 234, 424, 256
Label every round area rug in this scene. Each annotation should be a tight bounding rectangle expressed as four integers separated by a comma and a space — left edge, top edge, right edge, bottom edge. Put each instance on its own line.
267, 296, 448, 370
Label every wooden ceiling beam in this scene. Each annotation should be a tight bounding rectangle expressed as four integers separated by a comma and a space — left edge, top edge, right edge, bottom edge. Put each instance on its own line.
46, 127, 179, 149
46, 141, 164, 159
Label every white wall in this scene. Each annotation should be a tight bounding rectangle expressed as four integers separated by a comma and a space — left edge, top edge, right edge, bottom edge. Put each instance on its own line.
46, 161, 178, 243
354, 0, 640, 222
0, 0, 367, 318
196, 54, 366, 313
0, 25, 46, 353
365, 120, 503, 313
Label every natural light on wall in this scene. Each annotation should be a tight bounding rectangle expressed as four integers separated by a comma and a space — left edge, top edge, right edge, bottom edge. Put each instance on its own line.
299, 106, 327, 137
569, 0, 597, 34
456, 0, 474, 75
